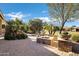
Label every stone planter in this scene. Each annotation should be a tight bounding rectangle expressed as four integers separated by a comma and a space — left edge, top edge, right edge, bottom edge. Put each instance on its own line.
58, 38, 72, 52
72, 42, 79, 53
37, 37, 51, 45
58, 38, 79, 53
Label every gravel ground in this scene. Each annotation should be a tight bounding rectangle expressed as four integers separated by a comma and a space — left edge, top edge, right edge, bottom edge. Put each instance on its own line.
0, 37, 58, 56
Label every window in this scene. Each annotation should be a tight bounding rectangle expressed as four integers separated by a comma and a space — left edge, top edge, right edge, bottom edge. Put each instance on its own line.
2, 24, 5, 29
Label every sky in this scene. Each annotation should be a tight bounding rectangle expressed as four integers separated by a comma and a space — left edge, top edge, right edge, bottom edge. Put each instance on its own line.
0, 3, 49, 22
0, 3, 79, 27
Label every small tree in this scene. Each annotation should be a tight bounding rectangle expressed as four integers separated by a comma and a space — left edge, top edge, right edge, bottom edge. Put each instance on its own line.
43, 22, 53, 35
14, 18, 23, 30
20, 24, 29, 33
29, 19, 43, 34
52, 26, 60, 35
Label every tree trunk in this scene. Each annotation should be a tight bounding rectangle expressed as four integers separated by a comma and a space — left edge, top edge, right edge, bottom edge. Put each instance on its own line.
49, 25, 53, 35
59, 4, 72, 34
59, 19, 68, 34
60, 3, 64, 34
59, 23, 64, 34
53, 31, 56, 36
49, 30, 51, 35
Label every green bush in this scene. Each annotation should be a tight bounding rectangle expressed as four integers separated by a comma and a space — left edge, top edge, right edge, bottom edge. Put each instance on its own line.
16, 33, 28, 39
62, 31, 68, 35
4, 25, 16, 40
4, 20, 28, 40
61, 31, 69, 37
72, 34, 79, 42
4, 34, 16, 40
4, 25, 28, 40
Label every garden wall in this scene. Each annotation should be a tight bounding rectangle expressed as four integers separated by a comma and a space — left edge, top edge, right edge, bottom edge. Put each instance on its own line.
37, 37, 51, 45
58, 38, 79, 53
72, 42, 79, 53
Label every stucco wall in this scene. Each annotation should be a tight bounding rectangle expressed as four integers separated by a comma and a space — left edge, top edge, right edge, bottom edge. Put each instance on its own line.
0, 17, 2, 30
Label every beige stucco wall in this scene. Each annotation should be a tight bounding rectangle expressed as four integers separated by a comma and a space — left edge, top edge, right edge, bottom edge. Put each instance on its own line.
2, 19, 7, 25
0, 14, 7, 31
0, 16, 2, 30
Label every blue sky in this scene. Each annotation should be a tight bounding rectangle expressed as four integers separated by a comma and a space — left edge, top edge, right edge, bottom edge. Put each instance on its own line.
0, 3, 79, 27
0, 3, 49, 22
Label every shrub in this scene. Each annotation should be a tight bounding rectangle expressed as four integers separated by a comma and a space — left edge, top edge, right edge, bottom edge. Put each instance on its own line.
4, 20, 28, 40
4, 25, 16, 40
62, 31, 68, 35
4, 34, 16, 40
61, 31, 71, 40
72, 34, 79, 42
4, 25, 28, 40
16, 33, 28, 39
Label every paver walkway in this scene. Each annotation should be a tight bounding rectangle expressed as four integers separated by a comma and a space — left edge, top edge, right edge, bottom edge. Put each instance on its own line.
0, 36, 58, 56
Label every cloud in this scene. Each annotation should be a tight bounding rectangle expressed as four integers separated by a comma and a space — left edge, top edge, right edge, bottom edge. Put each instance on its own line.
34, 17, 51, 23
34, 17, 58, 23
5, 12, 31, 20
41, 10, 47, 13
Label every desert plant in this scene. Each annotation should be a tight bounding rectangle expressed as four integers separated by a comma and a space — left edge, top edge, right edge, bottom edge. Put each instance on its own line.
16, 33, 28, 39
4, 25, 16, 40
5, 20, 28, 40
61, 31, 71, 40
